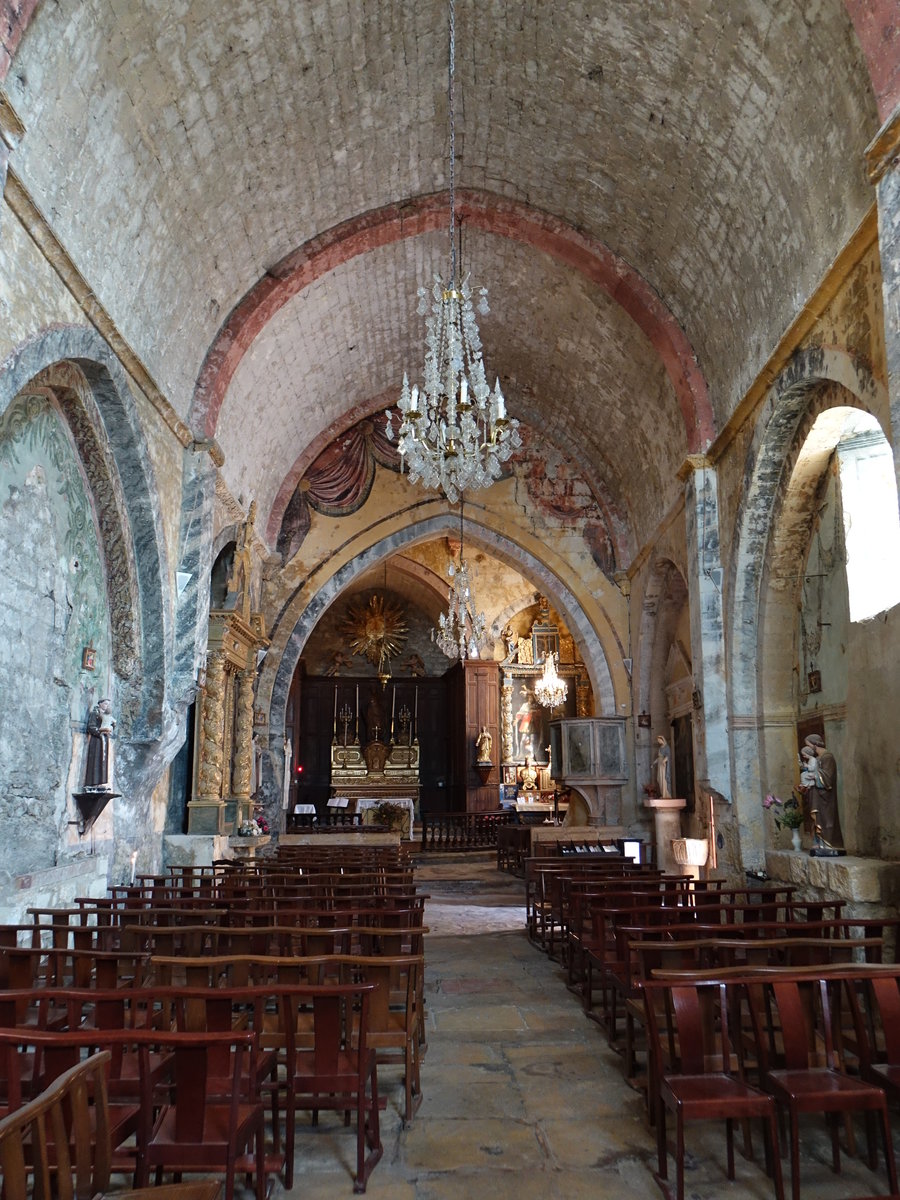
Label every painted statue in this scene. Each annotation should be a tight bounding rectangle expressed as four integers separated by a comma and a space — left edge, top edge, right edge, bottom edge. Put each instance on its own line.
519, 754, 539, 792
85, 698, 116, 790
799, 734, 843, 848
475, 727, 492, 762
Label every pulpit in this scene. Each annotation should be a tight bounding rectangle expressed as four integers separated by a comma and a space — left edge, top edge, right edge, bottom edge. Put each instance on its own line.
549, 718, 627, 833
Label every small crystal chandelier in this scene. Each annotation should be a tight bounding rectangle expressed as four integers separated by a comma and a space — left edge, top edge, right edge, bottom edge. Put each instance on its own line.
386, 0, 521, 503
432, 503, 490, 661
534, 651, 568, 709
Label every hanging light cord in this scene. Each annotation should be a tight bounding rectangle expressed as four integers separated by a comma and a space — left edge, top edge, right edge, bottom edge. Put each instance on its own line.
448, 0, 456, 284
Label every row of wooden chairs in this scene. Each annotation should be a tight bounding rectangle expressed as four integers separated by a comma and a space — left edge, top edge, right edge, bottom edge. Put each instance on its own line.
0, 954, 422, 1189
642, 965, 900, 1200
0, 845, 428, 1193
0, 984, 383, 1198
522, 857, 900, 1200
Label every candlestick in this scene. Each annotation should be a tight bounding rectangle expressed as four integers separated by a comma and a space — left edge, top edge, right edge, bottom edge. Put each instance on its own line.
333, 686, 338, 736
355, 684, 360, 741
130, 850, 137, 885
391, 687, 396, 739
414, 685, 418, 740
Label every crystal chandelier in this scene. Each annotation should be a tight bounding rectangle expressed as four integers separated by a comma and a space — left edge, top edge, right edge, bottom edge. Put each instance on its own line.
386, 0, 521, 503
534, 651, 568, 709
432, 504, 490, 661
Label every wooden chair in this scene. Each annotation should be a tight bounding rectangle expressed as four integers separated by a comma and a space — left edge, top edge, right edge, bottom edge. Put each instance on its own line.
0, 1049, 220, 1200
747, 974, 898, 1200
849, 969, 900, 1104
347, 954, 424, 1124
283, 982, 383, 1193
643, 978, 784, 1200
135, 1030, 268, 1200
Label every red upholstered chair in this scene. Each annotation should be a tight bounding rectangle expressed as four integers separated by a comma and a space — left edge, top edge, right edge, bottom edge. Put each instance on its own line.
643, 978, 784, 1200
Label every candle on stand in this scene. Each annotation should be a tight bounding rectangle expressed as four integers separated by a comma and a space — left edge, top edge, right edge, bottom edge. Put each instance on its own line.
355, 684, 359, 740
414, 686, 418, 739
333, 686, 338, 736
391, 687, 396, 739
130, 850, 137, 885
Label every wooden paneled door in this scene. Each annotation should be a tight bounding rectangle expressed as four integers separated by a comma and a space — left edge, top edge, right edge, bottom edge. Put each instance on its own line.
463, 661, 500, 812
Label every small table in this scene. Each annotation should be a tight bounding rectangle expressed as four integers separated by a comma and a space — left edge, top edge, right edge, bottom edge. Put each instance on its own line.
288, 803, 318, 832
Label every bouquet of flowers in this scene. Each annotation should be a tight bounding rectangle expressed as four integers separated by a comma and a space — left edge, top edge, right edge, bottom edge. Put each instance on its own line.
763, 789, 805, 831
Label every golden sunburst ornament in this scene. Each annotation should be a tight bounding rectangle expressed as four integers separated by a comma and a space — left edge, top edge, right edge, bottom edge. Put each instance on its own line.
340, 594, 408, 678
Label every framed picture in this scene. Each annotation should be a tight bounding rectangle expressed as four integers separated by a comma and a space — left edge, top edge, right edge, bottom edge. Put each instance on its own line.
81, 646, 96, 671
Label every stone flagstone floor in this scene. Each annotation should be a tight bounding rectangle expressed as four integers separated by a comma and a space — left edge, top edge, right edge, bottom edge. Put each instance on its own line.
245, 853, 900, 1198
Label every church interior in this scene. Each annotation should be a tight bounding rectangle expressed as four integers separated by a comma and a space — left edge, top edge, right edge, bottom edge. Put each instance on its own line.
4, 2, 900, 1194
3, 0, 900, 911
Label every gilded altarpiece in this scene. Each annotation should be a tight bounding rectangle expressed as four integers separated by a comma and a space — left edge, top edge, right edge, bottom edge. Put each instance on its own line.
189, 505, 268, 835
499, 610, 591, 773
188, 609, 268, 834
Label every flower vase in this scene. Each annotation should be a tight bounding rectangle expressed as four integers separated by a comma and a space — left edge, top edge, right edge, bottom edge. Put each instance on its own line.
791, 828, 802, 852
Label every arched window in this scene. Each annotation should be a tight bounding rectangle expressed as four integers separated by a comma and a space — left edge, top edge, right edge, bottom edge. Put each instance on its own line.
836, 412, 900, 622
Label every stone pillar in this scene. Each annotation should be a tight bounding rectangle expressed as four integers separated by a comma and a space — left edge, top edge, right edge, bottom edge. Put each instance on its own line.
231, 667, 256, 828
188, 650, 226, 834
682, 457, 731, 800
866, 107, 900, 488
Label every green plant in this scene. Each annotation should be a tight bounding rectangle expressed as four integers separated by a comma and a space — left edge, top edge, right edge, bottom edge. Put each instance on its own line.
764, 790, 805, 831
371, 801, 406, 831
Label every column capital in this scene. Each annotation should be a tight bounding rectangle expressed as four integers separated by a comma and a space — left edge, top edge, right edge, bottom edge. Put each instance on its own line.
677, 453, 714, 481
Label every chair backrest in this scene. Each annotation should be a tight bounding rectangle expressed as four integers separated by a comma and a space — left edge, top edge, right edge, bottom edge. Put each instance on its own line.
745, 975, 836, 1073
0, 1049, 113, 1200
643, 979, 732, 1078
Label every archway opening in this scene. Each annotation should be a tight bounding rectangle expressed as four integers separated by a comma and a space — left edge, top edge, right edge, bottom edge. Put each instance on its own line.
835, 411, 900, 622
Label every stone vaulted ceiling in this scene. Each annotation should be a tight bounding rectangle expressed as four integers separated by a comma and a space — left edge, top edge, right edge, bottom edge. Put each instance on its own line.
4, 0, 880, 554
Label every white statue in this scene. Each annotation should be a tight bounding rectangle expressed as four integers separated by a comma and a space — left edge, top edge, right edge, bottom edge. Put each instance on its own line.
282, 737, 292, 810
652, 735, 671, 799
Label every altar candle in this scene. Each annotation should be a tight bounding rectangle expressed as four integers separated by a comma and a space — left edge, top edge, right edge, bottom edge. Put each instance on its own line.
414, 686, 418, 738
333, 686, 338, 736
391, 687, 396, 737
130, 850, 137, 885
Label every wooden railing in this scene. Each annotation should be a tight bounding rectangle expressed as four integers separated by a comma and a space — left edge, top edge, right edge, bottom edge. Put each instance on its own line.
420, 810, 515, 852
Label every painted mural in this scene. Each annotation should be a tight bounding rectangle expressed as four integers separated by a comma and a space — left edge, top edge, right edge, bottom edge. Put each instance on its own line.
0, 393, 111, 874
278, 410, 617, 576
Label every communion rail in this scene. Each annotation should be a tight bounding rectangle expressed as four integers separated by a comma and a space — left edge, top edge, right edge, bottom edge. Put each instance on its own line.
420, 810, 515, 852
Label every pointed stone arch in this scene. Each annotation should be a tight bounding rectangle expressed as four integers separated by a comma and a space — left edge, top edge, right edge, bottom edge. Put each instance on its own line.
255, 511, 625, 815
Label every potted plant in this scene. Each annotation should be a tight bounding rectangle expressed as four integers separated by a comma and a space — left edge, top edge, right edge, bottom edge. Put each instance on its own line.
764, 790, 805, 850
370, 801, 408, 835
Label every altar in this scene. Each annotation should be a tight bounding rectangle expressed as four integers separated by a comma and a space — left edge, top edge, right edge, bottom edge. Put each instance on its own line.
329, 680, 421, 825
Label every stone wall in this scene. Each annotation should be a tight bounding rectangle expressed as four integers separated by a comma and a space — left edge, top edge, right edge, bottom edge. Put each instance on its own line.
0, 392, 113, 883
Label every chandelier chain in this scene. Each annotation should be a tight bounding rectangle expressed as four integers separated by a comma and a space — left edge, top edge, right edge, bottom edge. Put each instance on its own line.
448, 0, 456, 283
388, 0, 521, 503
